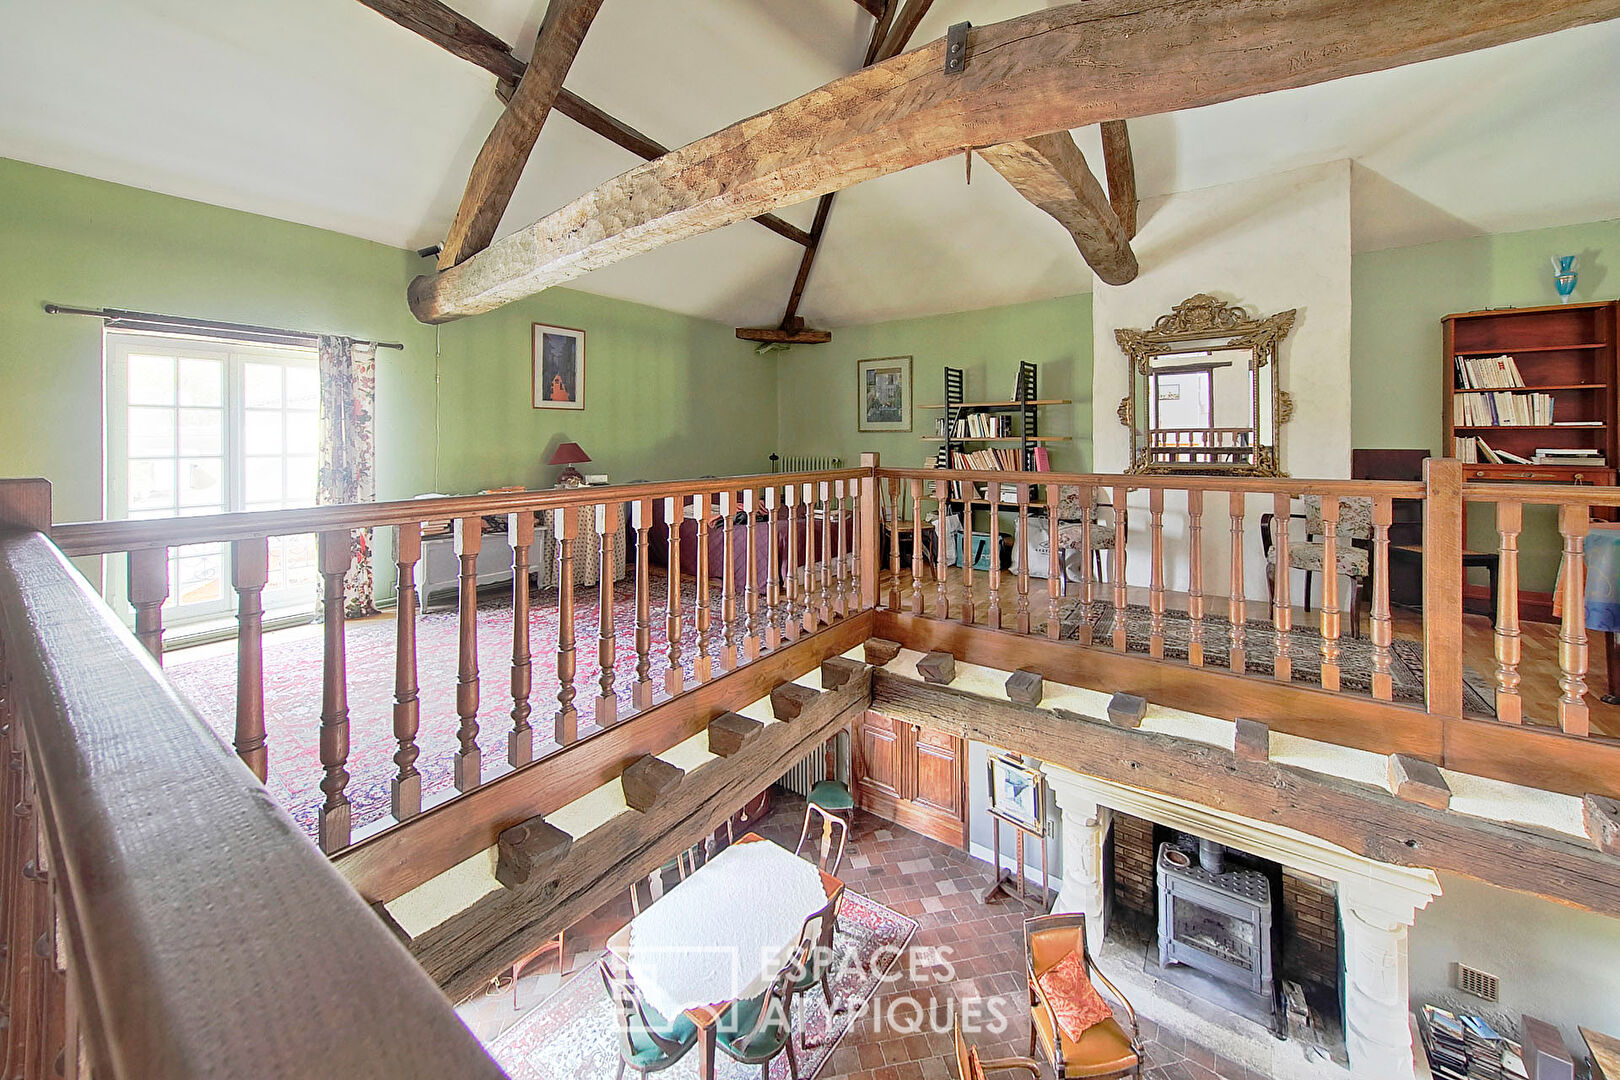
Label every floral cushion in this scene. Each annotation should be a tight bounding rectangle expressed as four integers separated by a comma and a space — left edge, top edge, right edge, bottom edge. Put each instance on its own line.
1304, 495, 1374, 540
1267, 540, 1369, 577
1054, 522, 1117, 551
1035, 950, 1114, 1043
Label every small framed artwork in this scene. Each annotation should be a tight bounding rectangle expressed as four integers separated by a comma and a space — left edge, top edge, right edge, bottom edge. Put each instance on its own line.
986, 754, 1045, 833
533, 323, 585, 410
857, 355, 912, 432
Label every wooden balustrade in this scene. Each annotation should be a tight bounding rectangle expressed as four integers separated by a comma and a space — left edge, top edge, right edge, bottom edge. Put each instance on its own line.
231, 537, 269, 781
318, 529, 353, 853
508, 511, 535, 764
393, 523, 424, 818
454, 517, 483, 789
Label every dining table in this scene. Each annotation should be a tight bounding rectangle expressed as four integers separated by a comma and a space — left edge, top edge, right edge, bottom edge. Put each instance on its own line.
606, 832, 844, 1079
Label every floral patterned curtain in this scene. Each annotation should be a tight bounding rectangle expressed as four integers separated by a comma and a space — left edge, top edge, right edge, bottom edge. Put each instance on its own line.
317, 336, 379, 617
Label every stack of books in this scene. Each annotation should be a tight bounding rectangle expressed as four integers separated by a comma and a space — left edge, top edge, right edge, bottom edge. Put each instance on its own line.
949, 448, 1022, 471
1462, 1014, 1505, 1080
1421, 1005, 1469, 1079
1453, 438, 1607, 468
1533, 447, 1607, 467
1418, 1007, 1529, 1080
1454, 391, 1554, 427
1455, 354, 1527, 389
949, 413, 1011, 438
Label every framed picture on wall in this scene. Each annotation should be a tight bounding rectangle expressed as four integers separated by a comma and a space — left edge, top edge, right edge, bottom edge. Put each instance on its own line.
986, 754, 1045, 832
857, 355, 912, 432
533, 323, 585, 410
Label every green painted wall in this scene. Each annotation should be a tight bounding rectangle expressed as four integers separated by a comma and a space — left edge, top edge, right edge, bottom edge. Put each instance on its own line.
1351, 218, 1620, 590
776, 293, 1095, 475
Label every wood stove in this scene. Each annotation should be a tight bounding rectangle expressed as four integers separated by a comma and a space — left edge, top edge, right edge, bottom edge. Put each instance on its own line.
1156, 841, 1274, 1007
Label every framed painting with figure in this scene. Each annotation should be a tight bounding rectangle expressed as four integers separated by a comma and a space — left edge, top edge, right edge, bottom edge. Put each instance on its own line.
533, 324, 585, 410
857, 355, 912, 432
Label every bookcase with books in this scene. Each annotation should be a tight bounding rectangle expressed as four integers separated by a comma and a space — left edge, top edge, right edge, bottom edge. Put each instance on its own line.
1443, 300, 1619, 485
920, 362, 1070, 503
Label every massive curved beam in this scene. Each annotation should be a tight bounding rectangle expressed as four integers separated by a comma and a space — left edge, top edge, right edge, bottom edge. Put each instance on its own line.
408, 0, 1619, 323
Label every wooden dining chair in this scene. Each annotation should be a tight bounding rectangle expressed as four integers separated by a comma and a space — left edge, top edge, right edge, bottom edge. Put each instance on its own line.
954, 1017, 1041, 1079
598, 955, 700, 1080
631, 822, 738, 915
1025, 913, 1142, 1079
787, 894, 843, 1050
794, 802, 849, 876
716, 944, 804, 1080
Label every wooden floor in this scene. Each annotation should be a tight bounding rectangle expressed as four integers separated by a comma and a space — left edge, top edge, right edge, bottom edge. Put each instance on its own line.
878, 569, 1620, 738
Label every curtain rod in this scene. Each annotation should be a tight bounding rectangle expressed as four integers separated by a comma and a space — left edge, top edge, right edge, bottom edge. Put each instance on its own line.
43, 304, 405, 350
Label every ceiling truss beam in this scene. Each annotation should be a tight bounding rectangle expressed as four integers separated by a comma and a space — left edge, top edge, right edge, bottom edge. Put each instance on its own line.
1100, 119, 1138, 239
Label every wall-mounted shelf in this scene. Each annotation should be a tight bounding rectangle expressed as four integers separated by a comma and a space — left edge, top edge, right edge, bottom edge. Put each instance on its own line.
918, 398, 1071, 409
920, 435, 1070, 443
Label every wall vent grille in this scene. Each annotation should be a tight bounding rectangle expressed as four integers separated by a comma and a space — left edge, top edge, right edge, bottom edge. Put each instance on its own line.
1456, 964, 1499, 1003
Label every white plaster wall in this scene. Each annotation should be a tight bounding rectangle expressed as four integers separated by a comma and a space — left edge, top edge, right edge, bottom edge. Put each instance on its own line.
1409, 872, 1620, 1054
1091, 161, 1354, 596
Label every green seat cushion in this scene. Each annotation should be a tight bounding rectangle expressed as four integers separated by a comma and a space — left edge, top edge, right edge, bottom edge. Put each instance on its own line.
717, 993, 790, 1060
808, 780, 854, 811
624, 1007, 698, 1066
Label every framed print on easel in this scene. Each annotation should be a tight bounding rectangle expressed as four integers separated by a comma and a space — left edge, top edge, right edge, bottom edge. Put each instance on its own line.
533, 324, 585, 409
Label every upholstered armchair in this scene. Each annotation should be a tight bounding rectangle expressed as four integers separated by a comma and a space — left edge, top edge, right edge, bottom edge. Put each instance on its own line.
1025, 913, 1142, 1079
1261, 495, 1374, 638
954, 1018, 1041, 1079
1049, 488, 1120, 586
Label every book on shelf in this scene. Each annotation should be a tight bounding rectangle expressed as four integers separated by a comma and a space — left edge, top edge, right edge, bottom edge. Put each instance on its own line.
949, 412, 1012, 439
1033, 446, 1051, 472
1454, 354, 1526, 389
1533, 448, 1606, 466
1453, 391, 1554, 427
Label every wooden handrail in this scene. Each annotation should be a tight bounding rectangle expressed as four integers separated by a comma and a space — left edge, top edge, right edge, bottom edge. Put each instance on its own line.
51, 467, 867, 556
0, 528, 504, 1079
875, 464, 1426, 498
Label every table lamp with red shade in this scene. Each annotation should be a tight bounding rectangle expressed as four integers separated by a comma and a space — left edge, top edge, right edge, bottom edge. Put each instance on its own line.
548, 442, 591, 488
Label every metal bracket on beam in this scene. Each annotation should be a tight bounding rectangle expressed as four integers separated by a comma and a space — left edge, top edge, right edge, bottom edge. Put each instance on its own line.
944, 22, 971, 74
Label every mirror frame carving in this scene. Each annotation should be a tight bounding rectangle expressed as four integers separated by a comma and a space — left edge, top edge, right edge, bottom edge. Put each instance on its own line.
1115, 293, 1297, 477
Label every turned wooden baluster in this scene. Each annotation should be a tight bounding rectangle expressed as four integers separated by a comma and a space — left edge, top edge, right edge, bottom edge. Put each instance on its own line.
887, 477, 902, 610
961, 486, 977, 626
694, 493, 713, 682
1557, 503, 1591, 736
1319, 496, 1342, 692
507, 511, 535, 766
392, 523, 423, 819
1148, 487, 1166, 659
807, 482, 824, 632
555, 505, 579, 743
1047, 483, 1062, 640
665, 496, 686, 694
595, 503, 621, 726
1186, 489, 1205, 667
765, 487, 781, 650
453, 517, 482, 790
1271, 492, 1291, 682
987, 483, 1004, 630
1077, 486, 1094, 647
1493, 500, 1524, 722
830, 480, 847, 619
317, 530, 353, 852
1227, 492, 1245, 670
720, 491, 739, 668
632, 499, 655, 710
1370, 496, 1396, 702
784, 484, 801, 642
231, 537, 269, 782
817, 481, 833, 627
911, 479, 926, 616
1113, 485, 1129, 651
127, 547, 169, 663
933, 478, 950, 621
1015, 483, 1032, 633
744, 489, 761, 660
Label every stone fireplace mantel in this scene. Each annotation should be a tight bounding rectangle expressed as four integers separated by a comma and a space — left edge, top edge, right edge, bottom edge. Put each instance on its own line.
1043, 764, 1442, 1080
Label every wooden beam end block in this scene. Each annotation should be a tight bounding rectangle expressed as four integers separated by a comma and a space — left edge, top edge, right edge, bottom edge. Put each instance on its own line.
1233, 718, 1270, 763
770, 682, 820, 721
917, 650, 957, 686
621, 754, 684, 813
708, 712, 764, 757
1106, 692, 1147, 729
1005, 669, 1044, 706
1585, 794, 1620, 856
1389, 754, 1451, 811
495, 815, 573, 889
820, 655, 867, 691
863, 637, 903, 665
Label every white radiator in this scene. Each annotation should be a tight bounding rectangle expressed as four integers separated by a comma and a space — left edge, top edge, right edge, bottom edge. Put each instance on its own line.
777, 731, 850, 795
775, 454, 842, 474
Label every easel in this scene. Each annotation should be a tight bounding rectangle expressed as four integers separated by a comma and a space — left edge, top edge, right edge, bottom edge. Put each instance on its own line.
981, 756, 1051, 912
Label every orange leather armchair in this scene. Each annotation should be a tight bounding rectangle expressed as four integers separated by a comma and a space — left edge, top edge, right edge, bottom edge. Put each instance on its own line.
954, 1019, 1040, 1080
1025, 913, 1142, 1078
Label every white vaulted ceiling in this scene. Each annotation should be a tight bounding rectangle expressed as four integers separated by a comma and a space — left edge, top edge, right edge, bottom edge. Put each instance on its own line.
2, 0, 1618, 327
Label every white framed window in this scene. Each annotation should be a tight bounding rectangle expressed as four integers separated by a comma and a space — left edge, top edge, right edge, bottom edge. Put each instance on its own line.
105, 332, 321, 625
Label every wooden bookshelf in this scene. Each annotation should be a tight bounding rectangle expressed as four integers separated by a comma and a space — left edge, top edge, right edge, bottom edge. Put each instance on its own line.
1442, 300, 1619, 484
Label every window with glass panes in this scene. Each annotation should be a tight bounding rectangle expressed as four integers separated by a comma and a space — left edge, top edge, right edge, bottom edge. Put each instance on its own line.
106, 333, 321, 623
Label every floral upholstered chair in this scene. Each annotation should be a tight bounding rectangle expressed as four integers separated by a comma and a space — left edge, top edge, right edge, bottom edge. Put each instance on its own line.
1047, 488, 1120, 586
1261, 495, 1374, 638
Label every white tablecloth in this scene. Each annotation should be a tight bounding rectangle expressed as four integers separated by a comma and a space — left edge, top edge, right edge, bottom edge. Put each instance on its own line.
623, 840, 828, 1021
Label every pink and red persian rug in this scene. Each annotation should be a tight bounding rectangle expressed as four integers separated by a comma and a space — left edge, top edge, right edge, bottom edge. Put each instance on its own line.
166, 572, 750, 838
488, 891, 917, 1080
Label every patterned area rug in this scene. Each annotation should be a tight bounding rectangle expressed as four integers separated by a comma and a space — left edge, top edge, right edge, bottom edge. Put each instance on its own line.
490, 891, 917, 1080
165, 571, 756, 838
1058, 599, 1496, 716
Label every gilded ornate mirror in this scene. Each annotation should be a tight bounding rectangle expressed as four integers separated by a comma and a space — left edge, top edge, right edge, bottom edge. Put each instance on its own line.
1115, 294, 1296, 477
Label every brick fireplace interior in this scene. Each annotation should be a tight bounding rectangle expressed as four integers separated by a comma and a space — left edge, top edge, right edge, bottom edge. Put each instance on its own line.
1105, 811, 1345, 1053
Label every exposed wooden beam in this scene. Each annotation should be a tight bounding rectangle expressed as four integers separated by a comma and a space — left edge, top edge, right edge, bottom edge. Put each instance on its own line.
410, 0, 1620, 323
356, 0, 812, 249
735, 327, 833, 344
871, 672, 1620, 919
436, 0, 604, 270
777, 192, 836, 329
874, 0, 935, 65
977, 131, 1139, 285
1099, 119, 1139, 239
